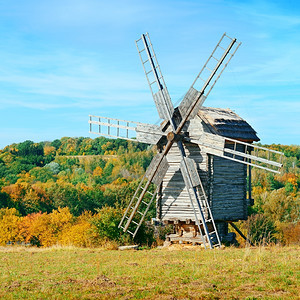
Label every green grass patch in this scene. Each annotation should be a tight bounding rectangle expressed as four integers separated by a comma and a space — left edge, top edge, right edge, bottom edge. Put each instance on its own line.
0, 245, 299, 299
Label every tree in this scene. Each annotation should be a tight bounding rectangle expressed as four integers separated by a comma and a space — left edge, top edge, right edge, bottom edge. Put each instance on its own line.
44, 162, 60, 175
51, 139, 62, 150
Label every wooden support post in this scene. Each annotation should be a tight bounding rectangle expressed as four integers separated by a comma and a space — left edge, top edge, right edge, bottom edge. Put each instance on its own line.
248, 162, 253, 205
227, 221, 254, 246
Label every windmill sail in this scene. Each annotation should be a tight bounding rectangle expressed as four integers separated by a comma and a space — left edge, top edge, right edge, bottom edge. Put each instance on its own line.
89, 115, 164, 144
188, 133, 283, 174
136, 33, 174, 121
178, 33, 241, 123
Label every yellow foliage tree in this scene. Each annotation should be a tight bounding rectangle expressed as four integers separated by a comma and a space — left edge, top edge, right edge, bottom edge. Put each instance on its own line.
93, 166, 103, 177
0, 208, 22, 245
44, 145, 56, 156
58, 212, 93, 247
48, 207, 74, 235
18, 207, 74, 247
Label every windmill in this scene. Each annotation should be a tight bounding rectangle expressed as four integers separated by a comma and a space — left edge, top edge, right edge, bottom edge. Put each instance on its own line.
89, 33, 284, 249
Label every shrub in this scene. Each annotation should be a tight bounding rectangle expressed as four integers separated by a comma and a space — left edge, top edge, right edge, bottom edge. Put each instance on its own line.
90, 206, 128, 245
247, 214, 277, 245
276, 222, 300, 246
90, 206, 155, 247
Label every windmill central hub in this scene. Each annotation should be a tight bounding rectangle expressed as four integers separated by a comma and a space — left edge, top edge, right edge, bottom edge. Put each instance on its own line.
167, 132, 182, 142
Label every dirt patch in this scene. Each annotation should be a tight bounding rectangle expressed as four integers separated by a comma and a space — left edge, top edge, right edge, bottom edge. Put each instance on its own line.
61, 275, 116, 289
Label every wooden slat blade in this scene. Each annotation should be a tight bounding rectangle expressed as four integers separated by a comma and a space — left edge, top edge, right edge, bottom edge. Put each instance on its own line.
178, 87, 206, 121
180, 157, 201, 187
145, 153, 169, 185
136, 123, 164, 145
153, 89, 174, 121
175, 34, 239, 132
136, 33, 174, 122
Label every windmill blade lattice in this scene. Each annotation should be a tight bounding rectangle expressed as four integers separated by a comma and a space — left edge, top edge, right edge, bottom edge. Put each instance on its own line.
178, 33, 241, 125
89, 115, 164, 144
136, 33, 174, 122
188, 133, 283, 174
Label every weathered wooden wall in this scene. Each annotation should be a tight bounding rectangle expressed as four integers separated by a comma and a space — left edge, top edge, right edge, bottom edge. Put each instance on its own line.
209, 145, 248, 221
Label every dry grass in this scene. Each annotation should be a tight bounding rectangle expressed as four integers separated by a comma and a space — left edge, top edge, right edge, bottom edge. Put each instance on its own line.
0, 245, 299, 299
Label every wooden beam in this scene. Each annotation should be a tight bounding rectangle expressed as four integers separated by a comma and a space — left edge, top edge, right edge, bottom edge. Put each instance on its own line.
227, 221, 254, 246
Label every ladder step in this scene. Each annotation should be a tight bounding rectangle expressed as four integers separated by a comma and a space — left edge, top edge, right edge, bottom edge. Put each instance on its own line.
143, 59, 149, 64
209, 231, 216, 235
139, 48, 146, 53
142, 200, 148, 206
146, 65, 158, 75
224, 34, 233, 41
137, 211, 143, 216
146, 191, 153, 196
127, 230, 134, 236
132, 220, 139, 226
211, 55, 219, 61
218, 45, 226, 51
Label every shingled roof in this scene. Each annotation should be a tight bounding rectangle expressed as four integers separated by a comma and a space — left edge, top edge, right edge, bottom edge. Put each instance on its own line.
198, 107, 260, 142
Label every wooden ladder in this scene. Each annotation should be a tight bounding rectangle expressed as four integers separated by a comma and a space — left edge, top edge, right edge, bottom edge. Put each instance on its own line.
118, 175, 159, 238
180, 157, 221, 249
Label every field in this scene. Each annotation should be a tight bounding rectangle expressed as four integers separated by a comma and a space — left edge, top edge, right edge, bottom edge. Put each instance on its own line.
0, 245, 299, 299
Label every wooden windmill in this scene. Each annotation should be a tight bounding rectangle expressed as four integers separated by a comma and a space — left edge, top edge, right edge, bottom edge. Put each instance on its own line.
89, 33, 284, 249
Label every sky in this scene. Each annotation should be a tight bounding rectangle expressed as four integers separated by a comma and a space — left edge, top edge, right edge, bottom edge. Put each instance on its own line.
0, 0, 299, 149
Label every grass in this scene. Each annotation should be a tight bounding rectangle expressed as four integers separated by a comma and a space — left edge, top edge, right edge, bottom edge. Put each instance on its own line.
0, 245, 299, 299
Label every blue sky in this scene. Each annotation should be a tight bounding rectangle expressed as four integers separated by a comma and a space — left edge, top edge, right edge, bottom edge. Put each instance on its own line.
0, 0, 299, 148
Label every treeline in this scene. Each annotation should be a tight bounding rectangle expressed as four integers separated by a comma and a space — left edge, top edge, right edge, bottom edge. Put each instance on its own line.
0, 137, 299, 247
0, 137, 157, 247
0, 137, 154, 217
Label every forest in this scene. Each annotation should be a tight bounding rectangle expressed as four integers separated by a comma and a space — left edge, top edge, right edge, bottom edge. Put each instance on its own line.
0, 137, 299, 248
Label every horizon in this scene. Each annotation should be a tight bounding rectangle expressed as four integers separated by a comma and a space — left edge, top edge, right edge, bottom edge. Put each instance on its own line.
0, 0, 299, 149
1, 135, 299, 151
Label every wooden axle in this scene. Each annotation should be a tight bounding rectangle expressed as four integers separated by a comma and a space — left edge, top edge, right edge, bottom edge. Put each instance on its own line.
166, 132, 183, 142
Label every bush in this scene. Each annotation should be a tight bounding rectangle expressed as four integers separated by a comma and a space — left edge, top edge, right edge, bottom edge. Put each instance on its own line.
90, 206, 130, 245
59, 222, 92, 247
90, 206, 155, 247
247, 214, 277, 245
276, 222, 300, 246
